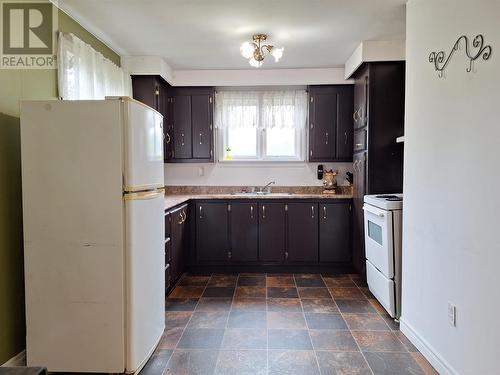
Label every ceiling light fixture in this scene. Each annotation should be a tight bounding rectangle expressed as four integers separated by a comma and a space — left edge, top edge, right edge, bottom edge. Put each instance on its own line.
240, 34, 284, 68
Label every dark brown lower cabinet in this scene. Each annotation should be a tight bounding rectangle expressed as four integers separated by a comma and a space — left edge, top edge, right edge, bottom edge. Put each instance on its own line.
287, 203, 319, 263
319, 202, 352, 262
230, 202, 258, 262
195, 202, 229, 263
170, 204, 188, 283
259, 203, 286, 263
352, 151, 367, 275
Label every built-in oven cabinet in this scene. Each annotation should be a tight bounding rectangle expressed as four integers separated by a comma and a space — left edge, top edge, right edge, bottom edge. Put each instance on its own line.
362, 203, 394, 278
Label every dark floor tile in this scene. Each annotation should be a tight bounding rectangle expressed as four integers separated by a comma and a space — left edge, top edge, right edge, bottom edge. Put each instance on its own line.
323, 276, 357, 288
267, 286, 298, 298
237, 275, 266, 286
316, 351, 371, 375
352, 331, 407, 352
295, 274, 326, 287
268, 329, 312, 350
165, 311, 192, 328
187, 311, 229, 329
301, 298, 338, 313
202, 286, 235, 298
227, 311, 267, 329
329, 287, 366, 299
368, 298, 388, 314
335, 299, 377, 313
208, 275, 237, 287
221, 328, 267, 349
309, 330, 359, 351
214, 350, 267, 375
177, 328, 225, 349
412, 353, 439, 375
343, 313, 391, 331
164, 349, 218, 375
364, 352, 425, 375
381, 314, 400, 331
140, 349, 172, 375
169, 286, 205, 299
352, 279, 368, 288
266, 275, 295, 287
195, 297, 232, 312
232, 297, 267, 311
268, 350, 320, 375
395, 331, 419, 352
298, 287, 331, 299
267, 311, 307, 329
166, 298, 198, 312
305, 313, 348, 330
158, 327, 184, 349
178, 275, 210, 286
359, 287, 376, 299
234, 286, 266, 298
267, 298, 303, 312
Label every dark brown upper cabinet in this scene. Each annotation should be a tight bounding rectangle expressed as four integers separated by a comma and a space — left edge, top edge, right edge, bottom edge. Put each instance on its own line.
286, 203, 319, 263
195, 202, 229, 263
308, 85, 354, 162
230, 202, 259, 263
131, 75, 173, 162
170, 87, 215, 163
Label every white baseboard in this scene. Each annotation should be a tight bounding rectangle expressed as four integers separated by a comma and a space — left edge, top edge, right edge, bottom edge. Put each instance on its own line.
400, 318, 457, 375
1, 350, 26, 367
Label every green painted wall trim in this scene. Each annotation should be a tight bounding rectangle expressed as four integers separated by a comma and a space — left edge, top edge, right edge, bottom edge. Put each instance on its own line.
0, 4, 121, 364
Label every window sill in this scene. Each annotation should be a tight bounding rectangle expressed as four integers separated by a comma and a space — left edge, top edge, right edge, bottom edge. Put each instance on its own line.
216, 160, 308, 168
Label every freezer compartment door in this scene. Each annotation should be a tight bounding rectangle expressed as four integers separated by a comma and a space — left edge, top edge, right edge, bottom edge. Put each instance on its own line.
366, 260, 396, 318
123, 99, 164, 191
363, 203, 394, 278
125, 190, 165, 372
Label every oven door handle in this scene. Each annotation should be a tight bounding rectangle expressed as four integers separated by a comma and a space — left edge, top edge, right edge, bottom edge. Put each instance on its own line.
362, 205, 385, 217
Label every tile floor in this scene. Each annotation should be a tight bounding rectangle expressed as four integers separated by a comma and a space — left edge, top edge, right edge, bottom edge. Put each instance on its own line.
141, 273, 438, 375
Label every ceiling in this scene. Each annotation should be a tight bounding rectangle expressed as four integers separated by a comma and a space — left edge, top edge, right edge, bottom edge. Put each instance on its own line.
57, 0, 406, 70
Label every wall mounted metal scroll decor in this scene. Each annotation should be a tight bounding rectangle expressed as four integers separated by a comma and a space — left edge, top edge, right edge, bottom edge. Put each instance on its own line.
429, 34, 492, 78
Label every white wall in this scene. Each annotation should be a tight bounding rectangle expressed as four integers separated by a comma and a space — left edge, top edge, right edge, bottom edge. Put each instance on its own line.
401, 1, 500, 374
164, 162, 352, 187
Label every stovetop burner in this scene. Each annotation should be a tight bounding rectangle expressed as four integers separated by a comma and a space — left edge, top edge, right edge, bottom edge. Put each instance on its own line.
375, 195, 403, 201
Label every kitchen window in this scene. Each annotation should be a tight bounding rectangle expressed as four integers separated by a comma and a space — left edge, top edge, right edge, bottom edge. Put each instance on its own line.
215, 89, 307, 162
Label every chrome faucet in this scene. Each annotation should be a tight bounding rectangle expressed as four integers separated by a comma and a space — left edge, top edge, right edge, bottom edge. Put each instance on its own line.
260, 181, 276, 193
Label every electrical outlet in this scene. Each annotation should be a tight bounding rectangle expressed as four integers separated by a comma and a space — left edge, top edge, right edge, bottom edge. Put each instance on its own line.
448, 303, 457, 327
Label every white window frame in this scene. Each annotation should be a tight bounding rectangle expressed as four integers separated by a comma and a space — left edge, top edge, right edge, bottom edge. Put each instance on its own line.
217, 127, 306, 163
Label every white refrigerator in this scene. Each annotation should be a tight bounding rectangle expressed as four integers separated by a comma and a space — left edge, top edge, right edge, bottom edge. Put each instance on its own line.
20, 97, 165, 373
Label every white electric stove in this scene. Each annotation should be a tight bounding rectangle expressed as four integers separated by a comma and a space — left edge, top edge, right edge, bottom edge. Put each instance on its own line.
363, 194, 403, 318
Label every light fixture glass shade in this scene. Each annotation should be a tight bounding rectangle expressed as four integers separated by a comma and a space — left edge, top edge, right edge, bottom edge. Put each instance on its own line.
270, 47, 284, 62
248, 57, 263, 68
240, 42, 255, 59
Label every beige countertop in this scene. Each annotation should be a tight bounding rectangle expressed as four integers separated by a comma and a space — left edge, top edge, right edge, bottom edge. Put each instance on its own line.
164, 192, 353, 211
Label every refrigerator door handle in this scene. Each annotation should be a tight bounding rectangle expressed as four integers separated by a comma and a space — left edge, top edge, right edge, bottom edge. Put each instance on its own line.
124, 188, 165, 201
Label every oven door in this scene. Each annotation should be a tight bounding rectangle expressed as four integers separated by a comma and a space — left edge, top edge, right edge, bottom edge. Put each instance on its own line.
363, 203, 394, 278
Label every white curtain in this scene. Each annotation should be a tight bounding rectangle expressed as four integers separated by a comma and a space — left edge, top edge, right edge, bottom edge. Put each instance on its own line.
57, 32, 132, 100
215, 90, 307, 129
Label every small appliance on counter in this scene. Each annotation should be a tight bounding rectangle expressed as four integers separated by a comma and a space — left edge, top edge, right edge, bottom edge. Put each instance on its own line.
363, 194, 403, 319
322, 169, 338, 194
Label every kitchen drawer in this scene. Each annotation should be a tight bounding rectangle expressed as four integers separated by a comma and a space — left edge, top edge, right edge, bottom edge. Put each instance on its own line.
354, 129, 367, 152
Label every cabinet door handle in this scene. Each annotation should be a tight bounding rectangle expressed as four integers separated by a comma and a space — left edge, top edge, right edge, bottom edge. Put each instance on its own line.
323, 206, 327, 219
285, 251, 289, 260
353, 110, 358, 121
311, 205, 315, 219
344, 131, 347, 145
199, 205, 203, 219
228, 251, 232, 259
165, 132, 171, 144
181, 133, 185, 146
250, 206, 254, 219
325, 132, 329, 145
262, 205, 266, 219
177, 212, 183, 225
199, 133, 203, 144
